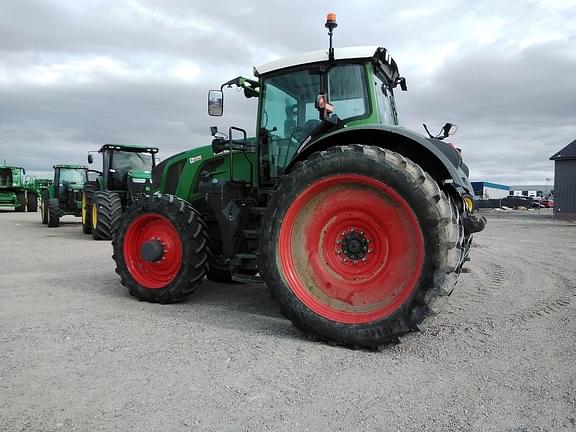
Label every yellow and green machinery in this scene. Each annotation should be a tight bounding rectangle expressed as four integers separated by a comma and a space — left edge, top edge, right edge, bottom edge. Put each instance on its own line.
0, 163, 38, 212
41, 165, 87, 227
82, 144, 158, 240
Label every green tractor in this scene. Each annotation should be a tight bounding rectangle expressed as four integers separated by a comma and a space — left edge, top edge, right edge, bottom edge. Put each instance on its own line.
82, 144, 158, 240
41, 165, 88, 227
33, 178, 54, 195
112, 14, 486, 348
0, 163, 37, 212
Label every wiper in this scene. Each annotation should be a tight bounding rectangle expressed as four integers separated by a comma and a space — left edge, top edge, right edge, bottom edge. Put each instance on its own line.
135, 153, 150, 168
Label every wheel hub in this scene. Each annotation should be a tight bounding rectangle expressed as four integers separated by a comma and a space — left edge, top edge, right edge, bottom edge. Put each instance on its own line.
140, 239, 165, 262
337, 229, 370, 262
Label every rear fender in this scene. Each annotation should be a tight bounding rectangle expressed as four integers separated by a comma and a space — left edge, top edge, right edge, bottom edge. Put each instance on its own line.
287, 125, 474, 197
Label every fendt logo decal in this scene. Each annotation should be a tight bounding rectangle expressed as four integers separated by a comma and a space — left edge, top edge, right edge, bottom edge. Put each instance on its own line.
189, 156, 203, 164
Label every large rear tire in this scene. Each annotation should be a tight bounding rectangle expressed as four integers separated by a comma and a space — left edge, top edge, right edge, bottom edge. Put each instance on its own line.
82, 182, 98, 234
259, 145, 462, 349
91, 191, 122, 240
27, 192, 38, 212
47, 198, 60, 227
112, 193, 208, 303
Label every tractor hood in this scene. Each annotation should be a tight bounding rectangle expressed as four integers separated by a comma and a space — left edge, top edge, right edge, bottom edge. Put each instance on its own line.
128, 170, 152, 180
67, 183, 85, 191
152, 145, 215, 193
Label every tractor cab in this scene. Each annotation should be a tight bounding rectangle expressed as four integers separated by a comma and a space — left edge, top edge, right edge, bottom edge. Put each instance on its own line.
88, 144, 158, 195
52, 165, 87, 206
0, 166, 14, 187
208, 14, 406, 187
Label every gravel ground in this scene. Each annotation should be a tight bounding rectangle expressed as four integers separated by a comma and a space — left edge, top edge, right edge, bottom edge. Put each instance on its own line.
0, 209, 575, 431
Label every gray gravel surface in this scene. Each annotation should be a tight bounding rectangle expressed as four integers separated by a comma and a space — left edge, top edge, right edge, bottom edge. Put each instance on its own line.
1, 210, 575, 431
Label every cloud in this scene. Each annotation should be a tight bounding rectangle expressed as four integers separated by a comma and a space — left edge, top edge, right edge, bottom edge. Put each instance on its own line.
0, 0, 575, 185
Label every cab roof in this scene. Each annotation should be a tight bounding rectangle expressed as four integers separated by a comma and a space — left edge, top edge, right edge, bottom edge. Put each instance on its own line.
0, 165, 25, 170
254, 46, 401, 83
53, 164, 87, 170
99, 143, 159, 153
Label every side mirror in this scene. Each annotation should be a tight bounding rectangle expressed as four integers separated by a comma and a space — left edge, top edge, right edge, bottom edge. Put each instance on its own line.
88, 154, 93, 164
396, 77, 407, 91
208, 90, 223, 116
442, 123, 458, 137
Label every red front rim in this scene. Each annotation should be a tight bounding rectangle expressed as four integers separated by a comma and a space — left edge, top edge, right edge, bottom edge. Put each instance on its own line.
278, 174, 425, 324
123, 213, 183, 289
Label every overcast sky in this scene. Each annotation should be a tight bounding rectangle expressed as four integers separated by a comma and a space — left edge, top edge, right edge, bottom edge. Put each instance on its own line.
1, 0, 575, 184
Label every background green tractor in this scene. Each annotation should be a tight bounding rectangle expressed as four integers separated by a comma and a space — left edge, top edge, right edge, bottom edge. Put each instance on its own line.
0, 163, 37, 212
41, 165, 88, 227
112, 14, 486, 348
33, 178, 54, 195
82, 144, 158, 240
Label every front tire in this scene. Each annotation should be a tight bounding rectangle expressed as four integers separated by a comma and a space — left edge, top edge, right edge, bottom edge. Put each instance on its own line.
82, 182, 98, 234
47, 198, 60, 227
259, 145, 461, 348
27, 192, 38, 212
91, 191, 122, 240
40, 191, 48, 224
112, 193, 208, 303
15, 192, 26, 212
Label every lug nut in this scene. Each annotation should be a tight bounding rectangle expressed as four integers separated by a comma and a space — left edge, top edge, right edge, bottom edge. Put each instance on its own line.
362, 258, 367, 262
368, 249, 373, 254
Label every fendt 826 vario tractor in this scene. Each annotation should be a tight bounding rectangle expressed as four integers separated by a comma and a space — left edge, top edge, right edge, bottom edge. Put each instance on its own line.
41, 165, 88, 227
0, 163, 37, 212
82, 144, 158, 240
112, 14, 486, 348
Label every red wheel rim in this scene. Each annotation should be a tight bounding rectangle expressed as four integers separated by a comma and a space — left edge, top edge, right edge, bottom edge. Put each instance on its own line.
123, 213, 183, 289
278, 174, 424, 324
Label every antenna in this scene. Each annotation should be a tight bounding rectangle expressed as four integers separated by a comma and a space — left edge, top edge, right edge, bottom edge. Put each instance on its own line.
325, 13, 338, 62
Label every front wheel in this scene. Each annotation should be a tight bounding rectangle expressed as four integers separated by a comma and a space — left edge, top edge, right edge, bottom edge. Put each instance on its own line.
47, 198, 60, 227
40, 191, 48, 224
15, 192, 26, 212
112, 193, 208, 303
91, 191, 122, 240
259, 145, 462, 348
27, 192, 38, 212
82, 182, 98, 234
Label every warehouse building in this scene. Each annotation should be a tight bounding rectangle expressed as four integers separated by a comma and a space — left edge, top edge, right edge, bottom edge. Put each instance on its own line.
550, 139, 576, 219
508, 185, 554, 198
471, 181, 510, 199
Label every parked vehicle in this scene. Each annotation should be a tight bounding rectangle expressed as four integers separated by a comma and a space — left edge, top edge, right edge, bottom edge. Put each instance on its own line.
112, 14, 486, 348
82, 144, 158, 240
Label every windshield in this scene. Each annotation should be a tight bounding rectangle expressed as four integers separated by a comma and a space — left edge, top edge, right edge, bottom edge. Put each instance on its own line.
0, 168, 12, 187
111, 151, 154, 172
374, 71, 398, 125
59, 169, 86, 185
259, 63, 368, 181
